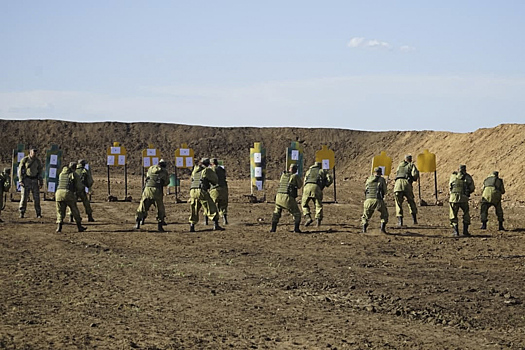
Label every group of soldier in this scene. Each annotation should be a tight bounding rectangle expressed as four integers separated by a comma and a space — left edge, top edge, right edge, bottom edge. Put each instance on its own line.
361, 154, 506, 237
134, 157, 229, 232
0, 149, 507, 237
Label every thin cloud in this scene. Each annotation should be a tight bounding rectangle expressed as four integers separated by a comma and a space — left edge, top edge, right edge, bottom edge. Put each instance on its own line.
347, 37, 415, 52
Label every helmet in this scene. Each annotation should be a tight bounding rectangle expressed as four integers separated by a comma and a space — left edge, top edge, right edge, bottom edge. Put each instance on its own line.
78, 159, 86, 166
459, 164, 467, 172
211, 158, 219, 165
68, 162, 77, 169
159, 159, 167, 167
374, 167, 383, 175
492, 171, 499, 177
201, 158, 210, 166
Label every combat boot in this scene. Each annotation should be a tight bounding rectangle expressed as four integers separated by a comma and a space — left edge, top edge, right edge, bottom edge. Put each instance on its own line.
134, 218, 141, 229
270, 222, 277, 232
69, 214, 74, 223
480, 221, 487, 230
204, 216, 209, 225
189, 223, 195, 232
397, 217, 403, 227
463, 223, 471, 237
88, 214, 95, 222
213, 219, 225, 231
304, 215, 313, 226
316, 218, 322, 227
498, 221, 505, 231
380, 222, 388, 234
19, 211, 24, 218
412, 213, 418, 225
294, 222, 302, 233
160, 220, 168, 226
141, 218, 145, 225
77, 222, 87, 232
157, 222, 165, 232
452, 224, 459, 237
362, 223, 368, 233
56, 223, 63, 233
223, 215, 228, 225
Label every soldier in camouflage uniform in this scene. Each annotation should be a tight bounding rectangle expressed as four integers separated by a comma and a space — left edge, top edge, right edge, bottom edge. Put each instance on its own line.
18, 148, 43, 218
134, 159, 170, 232
189, 158, 224, 232
270, 163, 303, 233
0, 168, 11, 222
361, 167, 388, 233
480, 171, 505, 231
301, 161, 333, 227
55, 162, 87, 233
449, 164, 475, 237
69, 160, 95, 222
210, 158, 229, 225
394, 154, 419, 226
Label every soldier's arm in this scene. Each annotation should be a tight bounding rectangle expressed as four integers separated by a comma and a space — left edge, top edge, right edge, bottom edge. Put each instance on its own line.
205, 168, 218, 185
295, 174, 303, 189
325, 170, 334, 187
38, 159, 44, 180
411, 165, 420, 181
18, 158, 26, 180
161, 170, 170, 187
500, 180, 505, 195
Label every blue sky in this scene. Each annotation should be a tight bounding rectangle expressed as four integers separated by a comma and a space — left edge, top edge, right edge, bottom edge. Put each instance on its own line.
1, 1, 524, 132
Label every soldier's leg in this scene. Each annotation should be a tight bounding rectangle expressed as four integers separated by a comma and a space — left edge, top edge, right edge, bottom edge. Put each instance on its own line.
495, 202, 504, 223
155, 196, 166, 223
461, 202, 471, 225
69, 200, 82, 223
272, 204, 283, 224
189, 198, 201, 224
394, 191, 405, 218
406, 190, 418, 215
136, 198, 151, 221
78, 191, 93, 216
203, 196, 219, 221
314, 197, 323, 220
378, 200, 389, 224
480, 202, 489, 223
0, 189, 3, 221
221, 188, 229, 216
301, 195, 312, 219
31, 179, 41, 216
19, 178, 30, 216
361, 199, 376, 225
56, 201, 67, 223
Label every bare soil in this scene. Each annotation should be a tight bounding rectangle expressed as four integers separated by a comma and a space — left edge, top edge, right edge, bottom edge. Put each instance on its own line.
1, 120, 525, 349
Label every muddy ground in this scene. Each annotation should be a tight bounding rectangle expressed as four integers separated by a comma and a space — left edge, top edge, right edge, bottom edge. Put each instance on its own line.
1, 176, 525, 350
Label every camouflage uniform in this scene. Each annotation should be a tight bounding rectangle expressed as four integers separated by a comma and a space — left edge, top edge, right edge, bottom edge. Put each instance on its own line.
270, 166, 303, 233
394, 156, 419, 225
210, 161, 229, 224
55, 165, 86, 232
361, 168, 389, 233
189, 159, 223, 231
18, 150, 43, 218
301, 162, 333, 227
449, 165, 475, 236
480, 171, 505, 230
135, 163, 169, 231
0, 168, 11, 222
68, 161, 94, 222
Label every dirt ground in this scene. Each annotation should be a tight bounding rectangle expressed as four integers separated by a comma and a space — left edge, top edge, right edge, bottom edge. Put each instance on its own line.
1, 174, 525, 349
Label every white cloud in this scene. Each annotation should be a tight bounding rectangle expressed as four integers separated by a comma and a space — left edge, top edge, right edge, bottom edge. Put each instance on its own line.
348, 36, 415, 52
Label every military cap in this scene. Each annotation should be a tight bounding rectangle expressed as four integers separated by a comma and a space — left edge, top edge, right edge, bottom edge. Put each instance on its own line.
211, 158, 219, 165
374, 167, 383, 175
201, 158, 210, 166
459, 164, 467, 171
158, 159, 167, 167
78, 159, 86, 166
314, 161, 322, 167
68, 162, 77, 169
492, 171, 499, 177
30, 148, 38, 152
405, 154, 412, 160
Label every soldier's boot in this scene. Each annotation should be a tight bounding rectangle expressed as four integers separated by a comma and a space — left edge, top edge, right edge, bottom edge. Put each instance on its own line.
189, 223, 195, 232
87, 214, 95, 222
293, 222, 302, 233
77, 222, 87, 232
397, 217, 403, 227
204, 216, 209, 225
213, 219, 225, 231
316, 218, 322, 227
380, 222, 388, 234
498, 221, 505, 231
19, 211, 24, 218
56, 223, 63, 233
160, 220, 168, 226
141, 218, 145, 225
362, 223, 368, 233
157, 222, 165, 232
463, 223, 471, 237
480, 221, 487, 230
69, 214, 74, 223
270, 222, 277, 232
412, 213, 418, 225
223, 215, 228, 225
304, 215, 313, 227
134, 218, 141, 230
452, 224, 459, 237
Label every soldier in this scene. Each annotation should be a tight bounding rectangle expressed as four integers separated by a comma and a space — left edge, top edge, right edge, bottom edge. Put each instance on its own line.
189, 158, 224, 232
449, 164, 475, 237
301, 161, 333, 227
69, 160, 95, 222
361, 167, 388, 233
55, 162, 87, 233
18, 148, 43, 218
394, 154, 420, 226
134, 159, 170, 232
480, 171, 505, 231
210, 158, 229, 225
0, 168, 11, 222
270, 163, 303, 233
